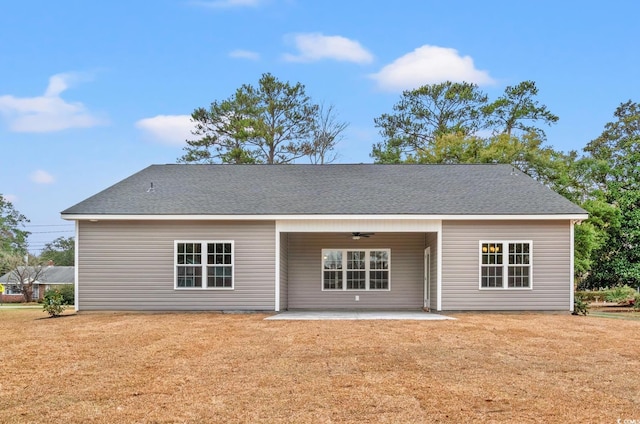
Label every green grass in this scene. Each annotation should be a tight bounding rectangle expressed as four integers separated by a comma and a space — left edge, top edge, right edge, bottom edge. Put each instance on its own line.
589, 311, 640, 321
0, 303, 42, 309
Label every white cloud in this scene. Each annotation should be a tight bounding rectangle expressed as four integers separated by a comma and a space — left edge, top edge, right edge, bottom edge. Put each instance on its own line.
136, 115, 196, 146
191, 0, 262, 8
369, 45, 495, 92
283, 33, 373, 64
31, 170, 55, 184
0, 72, 106, 132
229, 49, 260, 60
2, 194, 18, 203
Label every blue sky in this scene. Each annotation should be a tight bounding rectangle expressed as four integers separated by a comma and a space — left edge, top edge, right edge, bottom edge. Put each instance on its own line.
1, 0, 638, 254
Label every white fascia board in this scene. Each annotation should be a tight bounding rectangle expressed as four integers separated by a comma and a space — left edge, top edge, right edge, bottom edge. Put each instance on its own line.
62, 213, 589, 221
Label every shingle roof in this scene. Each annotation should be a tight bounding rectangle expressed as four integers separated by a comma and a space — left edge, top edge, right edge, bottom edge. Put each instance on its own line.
0, 266, 74, 284
61, 164, 587, 216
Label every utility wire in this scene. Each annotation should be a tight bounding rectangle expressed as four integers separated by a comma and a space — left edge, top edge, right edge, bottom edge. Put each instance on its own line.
23, 224, 74, 228
28, 230, 75, 234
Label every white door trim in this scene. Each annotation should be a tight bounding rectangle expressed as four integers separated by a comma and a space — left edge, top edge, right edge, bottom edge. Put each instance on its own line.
424, 247, 431, 309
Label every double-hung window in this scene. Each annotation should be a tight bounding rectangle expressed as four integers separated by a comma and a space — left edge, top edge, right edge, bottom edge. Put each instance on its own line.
322, 249, 390, 291
175, 241, 234, 289
480, 241, 532, 289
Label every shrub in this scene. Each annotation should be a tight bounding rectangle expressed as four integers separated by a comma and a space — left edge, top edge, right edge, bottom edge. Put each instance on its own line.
604, 285, 637, 303
572, 296, 589, 316
42, 290, 66, 318
58, 284, 74, 305
575, 290, 607, 302
633, 294, 640, 311
44, 284, 74, 305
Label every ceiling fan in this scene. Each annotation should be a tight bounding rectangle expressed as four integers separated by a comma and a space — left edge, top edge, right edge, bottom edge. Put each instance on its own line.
351, 232, 374, 240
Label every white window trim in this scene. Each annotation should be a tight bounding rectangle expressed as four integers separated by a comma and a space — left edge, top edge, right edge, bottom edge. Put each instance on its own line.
478, 240, 533, 290
174, 240, 235, 290
321, 248, 391, 292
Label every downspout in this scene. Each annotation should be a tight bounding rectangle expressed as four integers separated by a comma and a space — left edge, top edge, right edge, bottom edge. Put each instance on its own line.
569, 219, 582, 313
74, 220, 79, 312
274, 223, 280, 312
437, 221, 443, 311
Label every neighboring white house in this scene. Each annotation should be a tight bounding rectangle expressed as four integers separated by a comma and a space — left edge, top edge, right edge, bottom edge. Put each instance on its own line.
61, 164, 588, 312
0, 265, 74, 302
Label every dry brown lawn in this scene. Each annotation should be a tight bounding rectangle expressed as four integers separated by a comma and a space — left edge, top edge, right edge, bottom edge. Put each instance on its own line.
1, 309, 639, 423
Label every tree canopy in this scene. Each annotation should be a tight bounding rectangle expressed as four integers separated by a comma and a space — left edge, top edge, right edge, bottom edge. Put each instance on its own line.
372, 81, 488, 163
482, 80, 559, 137
579, 101, 640, 289
180, 73, 346, 164
371, 80, 559, 164
40, 236, 75, 266
0, 195, 29, 274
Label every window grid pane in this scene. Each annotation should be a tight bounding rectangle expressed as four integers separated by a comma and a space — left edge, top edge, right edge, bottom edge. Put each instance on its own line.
347, 251, 365, 269
508, 266, 530, 287
323, 270, 343, 290
207, 266, 233, 288
369, 270, 389, 289
176, 266, 202, 287
509, 243, 530, 265
481, 266, 503, 288
481, 243, 503, 265
323, 251, 342, 270
346, 271, 366, 289
370, 251, 389, 270
208, 243, 232, 265
177, 243, 201, 265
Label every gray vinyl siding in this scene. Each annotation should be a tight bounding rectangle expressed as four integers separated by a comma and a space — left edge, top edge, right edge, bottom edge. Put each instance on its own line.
279, 232, 288, 311
77, 220, 276, 311
441, 220, 571, 311
286, 233, 425, 309
425, 232, 438, 311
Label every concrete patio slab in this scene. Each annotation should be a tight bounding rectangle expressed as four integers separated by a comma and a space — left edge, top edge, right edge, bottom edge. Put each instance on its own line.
265, 311, 455, 321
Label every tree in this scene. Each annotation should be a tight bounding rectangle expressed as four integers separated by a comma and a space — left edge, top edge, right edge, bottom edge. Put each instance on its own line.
0, 195, 30, 262
40, 236, 75, 266
2, 254, 46, 303
371, 80, 560, 164
180, 73, 342, 164
414, 131, 575, 194
581, 101, 640, 289
482, 80, 559, 137
372, 81, 488, 163
309, 103, 348, 164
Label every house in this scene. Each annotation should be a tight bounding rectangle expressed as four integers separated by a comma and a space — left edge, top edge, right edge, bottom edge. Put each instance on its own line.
60, 164, 588, 312
0, 265, 74, 303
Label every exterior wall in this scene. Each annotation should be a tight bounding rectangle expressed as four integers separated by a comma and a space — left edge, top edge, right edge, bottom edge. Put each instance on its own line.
0, 285, 42, 302
1, 294, 25, 303
425, 232, 438, 311
77, 220, 276, 311
279, 232, 288, 311
286, 233, 425, 309
441, 220, 571, 311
